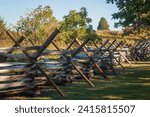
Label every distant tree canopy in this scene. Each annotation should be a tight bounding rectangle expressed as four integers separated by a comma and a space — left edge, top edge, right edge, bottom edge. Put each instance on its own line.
106, 0, 150, 34
0, 17, 6, 39
97, 17, 109, 30
15, 5, 58, 42
60, 7, 99, 42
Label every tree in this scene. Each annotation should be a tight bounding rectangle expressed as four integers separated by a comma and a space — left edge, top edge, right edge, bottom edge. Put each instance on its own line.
0, 17, 6, 39
97, 17, 109, 30
16, 5, 58, 42
60, 7, 99, 42
106, 0, 150, 34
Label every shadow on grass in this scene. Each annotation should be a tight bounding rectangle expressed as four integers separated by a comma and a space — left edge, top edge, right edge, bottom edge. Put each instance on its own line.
2, 61, 150, 100
38, 62, 150, 100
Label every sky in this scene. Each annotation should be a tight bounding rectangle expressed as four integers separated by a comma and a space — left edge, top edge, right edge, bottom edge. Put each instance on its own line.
0, 0, 121, 30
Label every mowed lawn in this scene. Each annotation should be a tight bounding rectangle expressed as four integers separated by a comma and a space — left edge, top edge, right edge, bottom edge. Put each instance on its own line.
4, 61, 150, 100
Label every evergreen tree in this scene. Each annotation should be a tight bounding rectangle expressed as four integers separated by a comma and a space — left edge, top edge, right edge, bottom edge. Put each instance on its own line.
97, 17, 109, 30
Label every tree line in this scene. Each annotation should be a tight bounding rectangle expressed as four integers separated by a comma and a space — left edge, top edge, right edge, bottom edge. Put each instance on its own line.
0, 6, 108, 43
0, 6, 110, 43
0, 0, 149, 44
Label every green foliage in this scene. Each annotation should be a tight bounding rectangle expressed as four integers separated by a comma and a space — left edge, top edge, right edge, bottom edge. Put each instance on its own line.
106, 0, 150, 34
60, 7, 99, 42
97, 17, 109, 30
0, 17, 6, 39
16, 5, 58, 42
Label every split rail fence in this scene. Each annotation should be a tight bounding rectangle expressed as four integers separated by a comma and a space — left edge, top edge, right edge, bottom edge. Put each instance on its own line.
0, 29, 149, 97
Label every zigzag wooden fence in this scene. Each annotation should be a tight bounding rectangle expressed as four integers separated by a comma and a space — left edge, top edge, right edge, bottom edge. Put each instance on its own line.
0, 29, 149, 97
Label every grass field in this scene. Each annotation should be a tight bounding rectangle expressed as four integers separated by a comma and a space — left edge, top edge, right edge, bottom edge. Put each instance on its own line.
3, 61, 150, 100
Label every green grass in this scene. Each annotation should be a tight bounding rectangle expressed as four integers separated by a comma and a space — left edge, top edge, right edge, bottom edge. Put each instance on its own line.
3, 61, 150, 100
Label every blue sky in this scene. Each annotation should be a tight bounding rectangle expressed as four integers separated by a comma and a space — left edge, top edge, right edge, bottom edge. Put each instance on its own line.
0, 0, 120, 30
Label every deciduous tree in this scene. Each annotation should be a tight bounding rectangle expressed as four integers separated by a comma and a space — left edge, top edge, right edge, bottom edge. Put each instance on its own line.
0, 17, 6, 39
107, 0, 150, 34
16, 5, 58, 42
60, 7, 99, 42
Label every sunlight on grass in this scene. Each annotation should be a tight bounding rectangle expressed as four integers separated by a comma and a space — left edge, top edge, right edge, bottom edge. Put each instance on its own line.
102, 95, 123, 100
2, 61, 150, 100
139, 78, 150, 80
